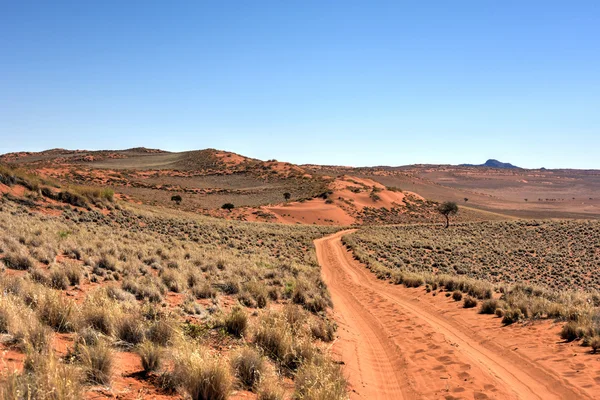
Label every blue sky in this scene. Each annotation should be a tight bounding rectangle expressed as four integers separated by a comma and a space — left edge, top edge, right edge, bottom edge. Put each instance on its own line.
1, 1, 599, 168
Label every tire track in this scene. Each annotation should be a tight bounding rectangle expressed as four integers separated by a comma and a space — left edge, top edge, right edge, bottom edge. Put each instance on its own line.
315, 230, 590, 400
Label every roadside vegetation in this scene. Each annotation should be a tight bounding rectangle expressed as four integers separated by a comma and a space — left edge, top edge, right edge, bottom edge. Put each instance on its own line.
0, 185, 346, 399
343, 221, 600, 350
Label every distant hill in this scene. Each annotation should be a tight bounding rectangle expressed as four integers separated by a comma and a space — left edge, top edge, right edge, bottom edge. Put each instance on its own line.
460, 159, 520, 169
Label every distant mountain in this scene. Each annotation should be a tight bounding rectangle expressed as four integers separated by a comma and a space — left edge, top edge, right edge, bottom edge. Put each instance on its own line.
460, 159, 520, 169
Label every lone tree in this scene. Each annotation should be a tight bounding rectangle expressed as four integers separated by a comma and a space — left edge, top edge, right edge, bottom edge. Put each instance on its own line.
171, 195, 182, 205
283, 192, 291, 202
438, 201, 458, 228
222, 203, 235, 212
464, 197, 468, 202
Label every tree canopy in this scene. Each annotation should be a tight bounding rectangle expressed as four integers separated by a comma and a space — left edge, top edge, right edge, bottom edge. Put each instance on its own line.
438, 201, 458, 228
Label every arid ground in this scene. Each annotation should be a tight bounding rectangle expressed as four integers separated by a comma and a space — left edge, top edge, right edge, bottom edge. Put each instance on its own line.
0, 149, 599, 399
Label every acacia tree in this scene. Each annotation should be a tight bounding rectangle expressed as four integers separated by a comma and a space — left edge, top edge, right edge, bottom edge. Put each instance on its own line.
438, 201, 458, 228
283, 192, 291, 202
222, 203, 235, 212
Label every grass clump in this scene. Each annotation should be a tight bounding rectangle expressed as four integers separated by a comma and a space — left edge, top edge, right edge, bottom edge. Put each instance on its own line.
224, 307, 248, 337
115, 314, 145, 345
294, 356, 347, 400
232, 347, 265, 390
0, 352, 83, 400
78, 340, 114, 385
479, 299, 499, 314
502, 308, 523, 325
138, 341, 163, 374
463, 296, 478, 308
173, 348, 232, 400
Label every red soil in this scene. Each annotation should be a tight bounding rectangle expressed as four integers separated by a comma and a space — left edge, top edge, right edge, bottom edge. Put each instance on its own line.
315, 230, 598, 400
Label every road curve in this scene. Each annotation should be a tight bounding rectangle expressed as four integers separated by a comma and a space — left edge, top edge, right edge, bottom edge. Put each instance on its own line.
315, 229, 591, 400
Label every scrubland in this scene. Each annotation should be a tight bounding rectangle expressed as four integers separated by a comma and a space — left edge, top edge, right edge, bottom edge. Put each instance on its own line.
343, 221, 600, 349
0, 193, 346, 399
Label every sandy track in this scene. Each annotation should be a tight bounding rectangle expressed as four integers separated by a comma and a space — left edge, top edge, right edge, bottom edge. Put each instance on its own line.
315, 230, 591, 400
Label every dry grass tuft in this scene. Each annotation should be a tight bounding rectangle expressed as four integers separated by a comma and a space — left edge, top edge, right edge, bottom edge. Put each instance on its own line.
173, 347, 232, 400
232, 347, 265, 390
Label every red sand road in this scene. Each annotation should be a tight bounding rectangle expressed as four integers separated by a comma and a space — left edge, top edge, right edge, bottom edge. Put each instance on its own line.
315, 230, 594, 400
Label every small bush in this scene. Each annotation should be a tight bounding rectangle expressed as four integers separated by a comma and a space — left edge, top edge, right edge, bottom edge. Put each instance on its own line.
24, 323, 53, 354
138, 341, 163, 374
403, 275, 424, 288
254, 316, 292, 363
174, 350, 232, 400
115, 315, 145, 345
49, 269, 70, 290
310, 318, 336, 342
463, 296, 478, 308
224, 307, 247, 337
480, 299, 499, 314
193, 282, 216, 299
590, 336, 600, 353
257, 380, 285, 400
452, 291, 463, 301
147, 319, 175, 346
38, 292, 78, 333
79, 341, 113, 385
0, 352, 82, 399
4, 252, 35, 270
560, 321, 585, 342
294, 356, 347, 400
232, 347, 265, 390
502, 308, 523, 325
81, 301, 115, 336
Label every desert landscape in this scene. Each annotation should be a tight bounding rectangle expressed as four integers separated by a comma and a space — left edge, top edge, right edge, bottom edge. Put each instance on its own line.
2, 2, 599, 399
0, 149, 599, 399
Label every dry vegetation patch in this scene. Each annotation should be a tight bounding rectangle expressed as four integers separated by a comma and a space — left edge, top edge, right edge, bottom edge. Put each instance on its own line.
0, 195, 346, 398
344, 220, 600, 347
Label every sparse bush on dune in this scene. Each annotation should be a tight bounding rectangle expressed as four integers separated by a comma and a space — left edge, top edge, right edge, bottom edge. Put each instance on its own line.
254, 313, 293, 364
147, 318, 176, 346
463, 296, 478, 308
452, 291, 463, 301
502, 308, 523, 325
590, 336, 600, 353
310, 317, 336, 342
480, 299, 499, 314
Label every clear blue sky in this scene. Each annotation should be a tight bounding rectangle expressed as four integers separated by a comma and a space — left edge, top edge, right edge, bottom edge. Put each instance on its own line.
1, 1, 599, 168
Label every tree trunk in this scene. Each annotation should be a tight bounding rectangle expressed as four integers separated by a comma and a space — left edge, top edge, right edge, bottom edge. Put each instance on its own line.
444, 214, 449, 228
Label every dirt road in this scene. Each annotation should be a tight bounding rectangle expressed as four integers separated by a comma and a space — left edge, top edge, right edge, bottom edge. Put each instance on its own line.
315, 230, 592, 400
